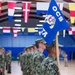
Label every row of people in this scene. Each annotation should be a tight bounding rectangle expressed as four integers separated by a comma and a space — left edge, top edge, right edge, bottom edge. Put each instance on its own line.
0, 47, 12, 75
18, 38, 61, 75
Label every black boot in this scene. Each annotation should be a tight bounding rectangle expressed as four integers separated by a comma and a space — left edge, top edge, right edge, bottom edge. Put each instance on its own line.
7, 64, 11, 73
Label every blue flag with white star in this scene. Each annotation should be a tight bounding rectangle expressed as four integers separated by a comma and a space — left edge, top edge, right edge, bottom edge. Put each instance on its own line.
39, 0, 70, 45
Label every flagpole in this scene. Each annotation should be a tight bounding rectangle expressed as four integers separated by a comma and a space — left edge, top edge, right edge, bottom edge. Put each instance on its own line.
56, 32, 60, 73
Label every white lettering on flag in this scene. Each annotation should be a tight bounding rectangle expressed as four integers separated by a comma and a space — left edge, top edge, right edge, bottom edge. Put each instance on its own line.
52, 6, 63, 22
39, 28, 48, 38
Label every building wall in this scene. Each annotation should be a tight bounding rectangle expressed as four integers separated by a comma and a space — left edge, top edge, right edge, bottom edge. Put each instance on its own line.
0, 34, 41, 59
0, 34, 41, 47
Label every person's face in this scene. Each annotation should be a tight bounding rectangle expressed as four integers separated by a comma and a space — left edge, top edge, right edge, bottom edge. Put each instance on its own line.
8, 51, 11, 54
34, 46, 37, 51
52, 47, 60, 57
31, 47, 34, 51
27, 49, 30, 52
0, 49, 5, 53
39, 43, 46, 49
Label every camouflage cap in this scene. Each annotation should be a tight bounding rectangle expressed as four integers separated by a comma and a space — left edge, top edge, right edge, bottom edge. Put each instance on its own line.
29, 45, 33, 48
47, 40, 56, 48
7, 50, 11, 54
25, 46, 30, 50
25, 47, 29, 50
0, 46, 5, 50
51, 40, 56, 47
46, 40, 63, 48
35, 38, 45, 45
33, 44, 36, 46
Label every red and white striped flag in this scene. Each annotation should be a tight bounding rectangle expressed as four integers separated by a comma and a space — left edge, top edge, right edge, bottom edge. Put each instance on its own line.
22, 2, 31, 23
0, 2, 2, 15
68, 27, 75, 35
13, 28, 18, 38
8, 1, 16, 22
3, 27, 10, 33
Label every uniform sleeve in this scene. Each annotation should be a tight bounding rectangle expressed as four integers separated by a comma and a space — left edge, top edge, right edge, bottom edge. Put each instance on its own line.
33, 54, 45, 75
41, 59, 50, 75
8, 55, 12, 62
34, 56, 41, 73
42, 61, 60, 75
41, 61, 47, 75
49, 63, 60, 75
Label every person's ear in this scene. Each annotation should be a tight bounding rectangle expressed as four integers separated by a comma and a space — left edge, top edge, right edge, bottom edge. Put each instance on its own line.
52, 47, 55, 50
52, 47, 56, 52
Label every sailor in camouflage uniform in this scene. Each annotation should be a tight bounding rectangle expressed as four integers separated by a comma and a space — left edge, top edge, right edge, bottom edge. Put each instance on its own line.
22, 48, 28, 75
26, 46, 33, 75
41, 40, 60, 75
31, 44, 38, 75
0, 47, 5, 75
19, 51, 24, 71
6, 50, 12, 73
33, 38, 46, 75
33, 44, 37, 52
18, 52, 22, 65
21, 49, 26, 71
26, 46, 34, 75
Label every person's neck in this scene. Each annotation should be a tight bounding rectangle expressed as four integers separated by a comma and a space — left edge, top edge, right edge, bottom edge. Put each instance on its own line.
50, 53, 56, 59
38, 48, 44, 53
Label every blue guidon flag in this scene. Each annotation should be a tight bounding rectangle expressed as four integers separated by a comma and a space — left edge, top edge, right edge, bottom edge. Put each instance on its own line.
39, 0, 70, 45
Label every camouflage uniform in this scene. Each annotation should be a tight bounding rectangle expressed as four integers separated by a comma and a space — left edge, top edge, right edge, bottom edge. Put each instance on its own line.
32, 38, 46, 75
26, 52, 32, 75
17, 52, 22, 64
22, 47, 31, 75
32, 50, 40, 75
0, 47, 5, 75
26, 45, 39, 75
19, 52, 24, 70
19, 54, 22, 68
22, 52, 28, 75
33, 50, 45, 75
41, 40, 61, 75
5, 50, 12, 73
29, 51, 34, 75
41, 55, 59, 75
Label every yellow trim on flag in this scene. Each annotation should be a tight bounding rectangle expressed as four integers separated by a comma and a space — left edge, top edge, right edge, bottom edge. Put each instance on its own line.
69, 4, 75, 10
70, 17, 75, 24
28, 28, 35, 32
22, 28, 25, 32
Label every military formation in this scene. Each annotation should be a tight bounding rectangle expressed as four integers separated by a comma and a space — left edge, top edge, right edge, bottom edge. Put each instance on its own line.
0, 47, 12, 75
18, 38, 60, 75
